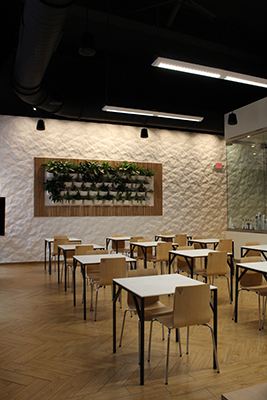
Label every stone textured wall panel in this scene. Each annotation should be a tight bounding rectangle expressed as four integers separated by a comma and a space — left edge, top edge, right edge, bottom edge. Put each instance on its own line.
0, 115, 226, 263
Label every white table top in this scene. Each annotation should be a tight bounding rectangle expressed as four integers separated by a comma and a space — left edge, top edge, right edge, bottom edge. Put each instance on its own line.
114, 273, 216, 298
131, 241, 158, 247
170, 248, 215, 258
58, 244, 104, 251
189, 238, 220, 244
170, 249, 232, 258
236, 261, 267, 273
157, 234, 175, 239
106, 236, 131, 241
241, 244, 267, 252
45, 237, 81, 243
74, 253, 136, 265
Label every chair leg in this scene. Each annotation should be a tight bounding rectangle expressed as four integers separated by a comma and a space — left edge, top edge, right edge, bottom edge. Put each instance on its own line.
262, 296, 267, 329
224, 275, 231, 303
119, 309, 130, 347
186, 326, 189, 354
205, 323, 220, 373
148, 319, 154, 362
94, 285, 99, 321
258, 293, 262, 330
165, 328, 171, 385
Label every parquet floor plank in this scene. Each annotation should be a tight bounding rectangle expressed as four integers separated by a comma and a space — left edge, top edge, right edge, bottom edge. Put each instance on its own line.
2, 262, 267, 400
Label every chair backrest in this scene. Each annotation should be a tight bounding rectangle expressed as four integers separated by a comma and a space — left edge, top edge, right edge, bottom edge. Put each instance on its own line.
130, 236, 143, 242
172, 284, 211, 328
53, 237, 69, 255
65, 242, 85, 261
127, 268, 159, 307
176, 245, 194, 270
112, 235, 125, 251
86, 250, 109, 275
174, 234, 187, 247
156, 242, 173, 262
206, 251, 228, 276
245, 241, 261, 257
75, 245, 94, 255
217, 239, 233, 253
240, 256, 263, 287
99, 257, 127, 286
137, 238, 153, 258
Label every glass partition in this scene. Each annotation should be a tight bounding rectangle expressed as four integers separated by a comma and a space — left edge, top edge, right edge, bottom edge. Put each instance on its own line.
227, 130, 267, 231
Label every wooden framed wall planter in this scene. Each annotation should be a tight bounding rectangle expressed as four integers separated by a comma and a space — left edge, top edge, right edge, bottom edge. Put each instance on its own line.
34, 157, 162, 217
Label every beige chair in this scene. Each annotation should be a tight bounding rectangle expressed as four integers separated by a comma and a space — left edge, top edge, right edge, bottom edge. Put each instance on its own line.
62, 241, 88, 284
91, 257, 127, 321
239, 256, 267, 329
217, 239, 233, 253
84, 249, 109, 310
245, 241, 261, 257
156, 241, 173, 273
174, 234, 187, 247
52, 236, 69, 273
137, 238, 156, 266
128, 236, 144, 257
111, 235, 126, 253
175, 245, 196, 275
148, 284, 219, 384
195, 251, 231, 302
119, 268, 172, 347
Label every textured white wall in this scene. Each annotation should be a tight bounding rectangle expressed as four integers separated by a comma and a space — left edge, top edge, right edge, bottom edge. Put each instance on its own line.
0, 115, 227, 263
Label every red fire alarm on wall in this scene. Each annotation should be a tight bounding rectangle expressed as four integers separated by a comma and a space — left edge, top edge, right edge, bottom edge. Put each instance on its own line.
214, 163, 224, 172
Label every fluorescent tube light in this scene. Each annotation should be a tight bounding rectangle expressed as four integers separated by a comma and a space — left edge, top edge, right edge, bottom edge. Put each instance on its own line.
152, 57, 267, 88
102, 105, 203, 122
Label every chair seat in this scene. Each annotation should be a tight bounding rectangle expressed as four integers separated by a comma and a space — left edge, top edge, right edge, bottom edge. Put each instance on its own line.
144, 302, 172, 321
241, 284, 267, 295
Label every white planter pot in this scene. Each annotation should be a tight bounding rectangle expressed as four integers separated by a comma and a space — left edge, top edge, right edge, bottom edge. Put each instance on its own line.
80, 190, 88, 197
123, 200, 131, 206
89, 190, 98, 197
74, 181, 83, 188
102, 200, 113, 205
74, 200, 83, 205
64, 181, 72, 188
45, 171, 54, 180
69, 173, 78, 180
94, 199, 104, 205
60, 191, 67, 197
83, 199, 94, 205
99, 190, 108, 196
69, 190, 77, 196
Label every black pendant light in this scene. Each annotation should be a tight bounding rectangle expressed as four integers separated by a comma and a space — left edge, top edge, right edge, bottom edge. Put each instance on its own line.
79, 1, 96, 57
140, 128, 148, 138
228, 112, 237, 125
36, 119, 45, 130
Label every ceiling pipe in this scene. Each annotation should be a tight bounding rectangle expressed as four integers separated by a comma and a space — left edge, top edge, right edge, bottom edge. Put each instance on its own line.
12, 0, 74, 113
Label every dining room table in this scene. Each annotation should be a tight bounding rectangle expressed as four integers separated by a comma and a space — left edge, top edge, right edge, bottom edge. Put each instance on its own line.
169, 248, 235, 302
44, 237, 82, 275
234, 260, 267, 323
188, 238, 220, 249
130, 240, 159, 268
105, 236, 131, 253
72, 253, 136, 320
240, 244, 267, 260
57, 243, 105, 290
113, 273, 218, 385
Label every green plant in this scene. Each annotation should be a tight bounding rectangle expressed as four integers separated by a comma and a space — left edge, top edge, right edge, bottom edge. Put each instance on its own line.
44, 178, 65, 203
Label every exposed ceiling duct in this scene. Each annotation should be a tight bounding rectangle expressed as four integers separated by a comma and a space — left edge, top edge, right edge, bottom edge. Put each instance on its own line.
12, 0, 74, 114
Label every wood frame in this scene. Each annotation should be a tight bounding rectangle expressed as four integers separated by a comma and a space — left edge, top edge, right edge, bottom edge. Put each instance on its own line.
34, 157, 162, 217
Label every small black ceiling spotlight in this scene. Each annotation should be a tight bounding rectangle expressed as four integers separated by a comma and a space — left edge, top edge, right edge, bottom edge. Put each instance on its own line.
36, 119, 45, 131
228, 112, 238, 125
140, 127, 148, 138
79, 31, 96, 57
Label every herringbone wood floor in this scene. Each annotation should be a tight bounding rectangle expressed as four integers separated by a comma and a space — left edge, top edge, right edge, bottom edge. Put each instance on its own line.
1, 261, 267, 400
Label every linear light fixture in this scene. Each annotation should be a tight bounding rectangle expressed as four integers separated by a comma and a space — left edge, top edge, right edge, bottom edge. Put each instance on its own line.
152, 57, 267, 88
102, 105, 203, 122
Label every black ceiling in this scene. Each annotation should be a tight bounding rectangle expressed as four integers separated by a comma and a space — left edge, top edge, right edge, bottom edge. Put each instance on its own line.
1, 0, 267, 135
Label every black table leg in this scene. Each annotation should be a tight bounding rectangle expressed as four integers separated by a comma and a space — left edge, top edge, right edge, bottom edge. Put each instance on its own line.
49, 242, 52, 275
73, 259, 77, 306
44, 240, 47, 270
